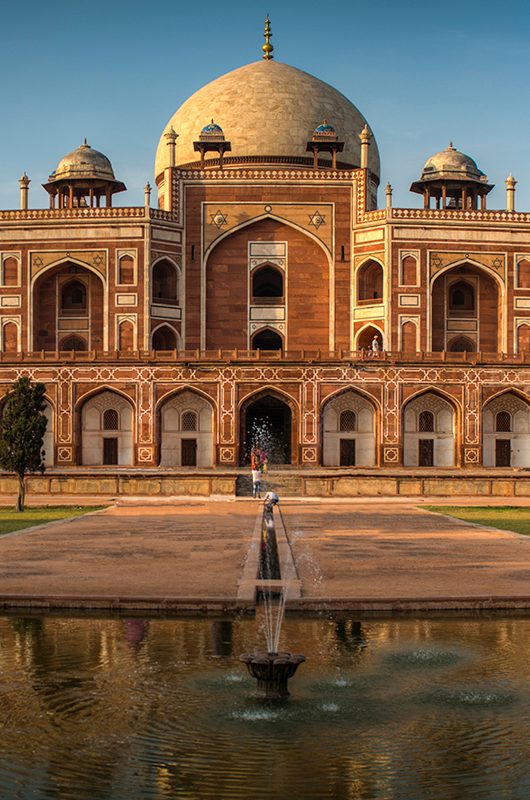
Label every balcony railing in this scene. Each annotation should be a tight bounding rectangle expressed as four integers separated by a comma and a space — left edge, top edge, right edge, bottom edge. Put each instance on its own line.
0, 349, 528, 365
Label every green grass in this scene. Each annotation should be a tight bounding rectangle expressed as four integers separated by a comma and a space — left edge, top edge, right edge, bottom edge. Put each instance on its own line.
425, 506, 530, 536
0, 506, 105, 535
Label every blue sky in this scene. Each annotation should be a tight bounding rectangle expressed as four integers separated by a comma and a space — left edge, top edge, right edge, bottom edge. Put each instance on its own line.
1, 0, 529, 210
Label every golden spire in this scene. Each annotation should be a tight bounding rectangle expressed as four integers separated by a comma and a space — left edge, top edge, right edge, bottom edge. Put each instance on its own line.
262, 15, 274, 60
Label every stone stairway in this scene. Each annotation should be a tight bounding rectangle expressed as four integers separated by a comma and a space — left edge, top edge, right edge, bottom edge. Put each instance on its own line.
236, 470, 303, 497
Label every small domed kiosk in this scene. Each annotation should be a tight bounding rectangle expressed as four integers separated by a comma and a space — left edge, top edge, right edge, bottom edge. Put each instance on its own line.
410, 143, 493, 210
43, 140, 126, 209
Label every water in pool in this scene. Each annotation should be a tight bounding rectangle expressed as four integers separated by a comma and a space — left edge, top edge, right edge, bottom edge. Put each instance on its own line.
1, 614, 530, 799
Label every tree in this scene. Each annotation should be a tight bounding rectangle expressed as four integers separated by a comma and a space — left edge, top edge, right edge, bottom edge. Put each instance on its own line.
0, 377, 47, 511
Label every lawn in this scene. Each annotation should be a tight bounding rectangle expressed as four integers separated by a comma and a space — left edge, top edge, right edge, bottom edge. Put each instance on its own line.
0, 506, 105, 535
425, 506, 530, 536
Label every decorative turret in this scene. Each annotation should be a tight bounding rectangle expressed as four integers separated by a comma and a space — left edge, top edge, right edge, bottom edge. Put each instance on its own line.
505, 173, 517, 212
19, 173, 30, 210
306, 120, 344, 169
410, 142, 493, 210
43, 140, 126, 209
193, 120, 231, 168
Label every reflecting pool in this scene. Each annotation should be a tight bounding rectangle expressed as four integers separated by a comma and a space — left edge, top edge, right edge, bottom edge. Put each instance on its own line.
1, 614, 530, 799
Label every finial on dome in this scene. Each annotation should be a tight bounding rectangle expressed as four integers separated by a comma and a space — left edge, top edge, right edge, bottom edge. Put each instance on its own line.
448, 141, 454, 150
262, 15, 274, 60
83, 137, 89, 147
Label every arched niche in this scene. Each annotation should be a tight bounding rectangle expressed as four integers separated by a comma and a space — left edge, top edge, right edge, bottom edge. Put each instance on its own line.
401, 255, 417, 286
403, 391, 456, 466
517, 324, 530, 353
80, 390, 134, 466
159, 389, 214, 467
239, 389, 297, 465
118, 320, 135, 351
401, 320, 417, 352
118, 255, 135, 285
2, 321, 18, 353
448, 335, 475, 353
252, 265, 284, 298
251, 328, 283, 351
152, 325, 179, 351
483, 392, 530, 467
33, 262, 104, 351
356, 325, 384, 351
152, 259, 179, 305
357, 259, 383, 302
431, 263, 500, 353
322, 390, 376, 466
60, 334, 87, 351
43, 400, 54, 466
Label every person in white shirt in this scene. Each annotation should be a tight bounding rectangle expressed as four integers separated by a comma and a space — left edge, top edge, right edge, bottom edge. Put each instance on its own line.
251, 468, 262, 498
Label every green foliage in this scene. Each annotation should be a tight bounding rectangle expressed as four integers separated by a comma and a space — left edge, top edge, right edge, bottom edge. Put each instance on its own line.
0, 378, 48, 510
0, 506, 105, 535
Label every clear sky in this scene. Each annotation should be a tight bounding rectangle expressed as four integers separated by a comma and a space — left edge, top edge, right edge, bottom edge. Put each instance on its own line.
1, 0, 529, 211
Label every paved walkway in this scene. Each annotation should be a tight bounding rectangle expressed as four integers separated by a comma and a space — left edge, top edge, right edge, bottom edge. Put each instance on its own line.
0, 499, 530, 609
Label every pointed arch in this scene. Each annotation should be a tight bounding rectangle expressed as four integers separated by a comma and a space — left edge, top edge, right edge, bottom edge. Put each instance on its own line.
355, 323, 384, 351
152, 324, 181, 351
356, 258, 384, 302
482, 389, 530, 467
251, 327, 284, 351
157, 386, 215, 467
238, 385, 299, 466
151, 256, 181, 306
79, 388, 134, 466
321, 386, 379, 466
402, 388, 458, 467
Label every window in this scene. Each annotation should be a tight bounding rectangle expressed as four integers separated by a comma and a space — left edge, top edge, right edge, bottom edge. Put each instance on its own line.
252, 266, 283, 298
251, 329, 283, 351
61, 280, 87, 312
339, 410, 356, 432
419, 410, 434, 432
152, 260, 178, 305
357, 260, 383, 302
181, 411, 198, 431
103, 409, 119, 430
496, 411, 511, 432
449, 281, 474, 313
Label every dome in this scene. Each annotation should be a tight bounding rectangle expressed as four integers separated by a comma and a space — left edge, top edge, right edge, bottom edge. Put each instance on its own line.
420, 143, 487, 183
314, 121, 336, 133
49, 141, 117, 183
201, 121, 224, 135
155, 60, 380, 176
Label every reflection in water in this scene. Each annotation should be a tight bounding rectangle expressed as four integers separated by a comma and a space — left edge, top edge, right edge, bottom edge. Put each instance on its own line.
0, 615, 530, 798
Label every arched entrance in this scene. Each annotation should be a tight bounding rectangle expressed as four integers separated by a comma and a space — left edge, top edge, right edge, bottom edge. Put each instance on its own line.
403, 391, 456, 466
321, 390, 377, 466
80, 390, 133, 466
158, 389, 214, 467
483, 392, 530, 467
239, 391, 295, 465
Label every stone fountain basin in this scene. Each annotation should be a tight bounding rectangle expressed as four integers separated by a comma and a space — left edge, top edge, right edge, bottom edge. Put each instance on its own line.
239, 651, 306, 700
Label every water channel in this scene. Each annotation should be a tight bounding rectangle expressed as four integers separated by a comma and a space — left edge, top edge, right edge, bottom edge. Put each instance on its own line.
1, 613, 530, 799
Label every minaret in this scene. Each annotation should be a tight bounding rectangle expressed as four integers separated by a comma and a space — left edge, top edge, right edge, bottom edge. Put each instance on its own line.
359, 124, 372, 169
144, 182, 151, 209
385, 182, 393, 209
164, 127, 178, 167
262, 15, 274, 60
19, 173, 30, 210
505, 174, 517, 212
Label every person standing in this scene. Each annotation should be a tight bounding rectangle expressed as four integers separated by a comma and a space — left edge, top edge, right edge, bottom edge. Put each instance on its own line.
252, 467, 262, 498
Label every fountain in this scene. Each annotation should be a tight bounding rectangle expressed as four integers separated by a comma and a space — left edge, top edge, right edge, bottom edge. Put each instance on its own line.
239, 500, 305, 700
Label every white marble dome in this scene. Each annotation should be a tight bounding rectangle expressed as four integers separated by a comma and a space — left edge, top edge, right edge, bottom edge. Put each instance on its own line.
155, 60, 380, 177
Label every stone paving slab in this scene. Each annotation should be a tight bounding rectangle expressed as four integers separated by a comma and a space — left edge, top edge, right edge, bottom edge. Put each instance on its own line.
283, 502, 530, 602
0, 502, 258, 601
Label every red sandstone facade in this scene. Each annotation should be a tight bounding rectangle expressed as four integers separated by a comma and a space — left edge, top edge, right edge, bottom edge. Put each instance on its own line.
2, 56, 530, 473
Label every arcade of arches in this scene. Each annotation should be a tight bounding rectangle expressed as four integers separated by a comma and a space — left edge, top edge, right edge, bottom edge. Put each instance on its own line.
7, 385, 530, 470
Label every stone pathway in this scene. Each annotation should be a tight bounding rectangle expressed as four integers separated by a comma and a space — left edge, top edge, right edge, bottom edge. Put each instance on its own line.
0, 499, 530, 609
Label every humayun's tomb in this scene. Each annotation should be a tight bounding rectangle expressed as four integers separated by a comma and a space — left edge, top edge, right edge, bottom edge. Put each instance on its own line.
2, 19, 530, 497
